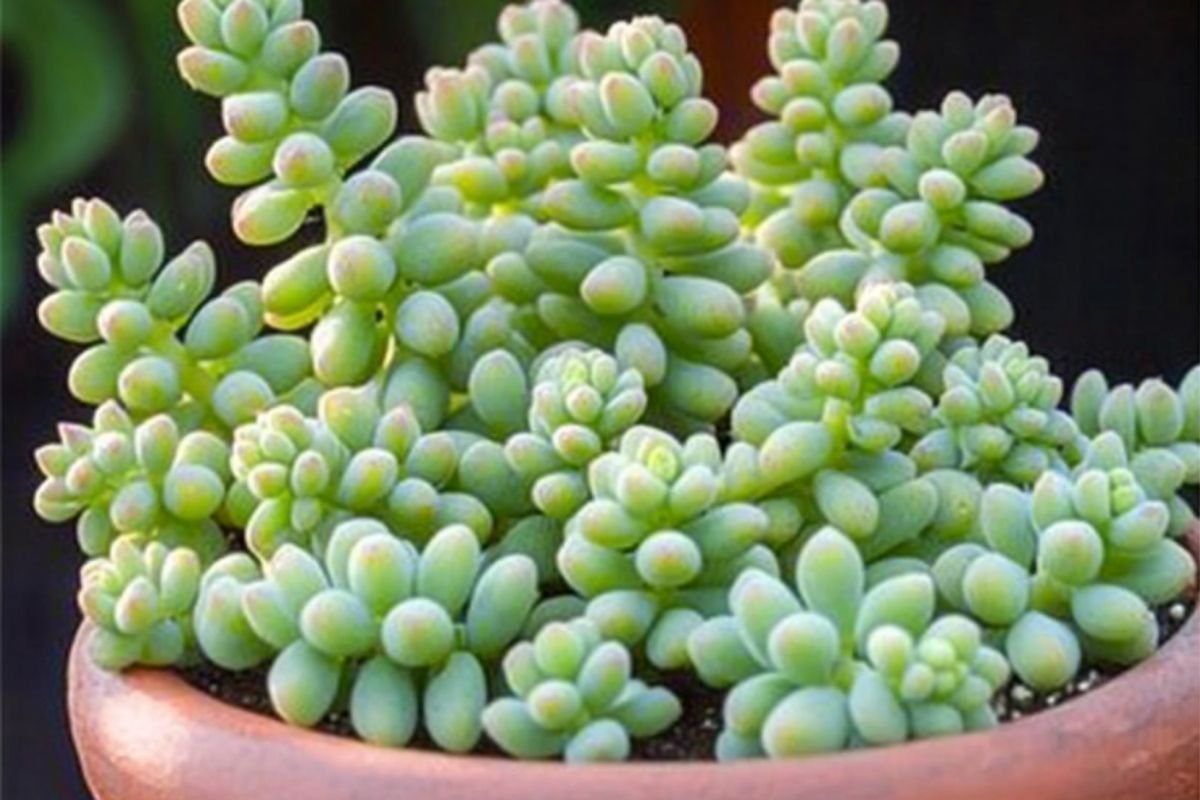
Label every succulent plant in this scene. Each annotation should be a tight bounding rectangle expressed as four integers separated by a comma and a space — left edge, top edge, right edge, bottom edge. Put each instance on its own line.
492, 15, 774, 426
79, 536, 203, 670
558, 426, 785, 665
484, 617, 681, 761
177, 0, 399, 243
934, 441, 1196, 689
736, 0, 907, 267
912, 335, 1080, 484
504, 347, 647, 519
734, 281, 944, 450
687, 528, 1007, 758
27, 0, 1200, 767
229, 384, 492, 559
1072, 368, 1200, 534
180, 0, 551, 435
193, 519, 539, 750
35, 403, 232, 559
792, 91, 1043, 339
259, 160, 543, 432
417, 0, 583, 210
729, 283, 946, 556
34, 199, 315, 429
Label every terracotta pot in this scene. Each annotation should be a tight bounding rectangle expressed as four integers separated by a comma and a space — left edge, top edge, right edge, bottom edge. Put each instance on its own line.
69, 530, 1200, 800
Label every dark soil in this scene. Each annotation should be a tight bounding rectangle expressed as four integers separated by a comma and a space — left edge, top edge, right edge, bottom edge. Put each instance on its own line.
630, 672, 724, 761
176, 594, 1195, 762
176, 658, 505, 754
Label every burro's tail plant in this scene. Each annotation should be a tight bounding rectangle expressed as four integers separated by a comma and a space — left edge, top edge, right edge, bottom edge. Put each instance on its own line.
28, 0, 1198, 766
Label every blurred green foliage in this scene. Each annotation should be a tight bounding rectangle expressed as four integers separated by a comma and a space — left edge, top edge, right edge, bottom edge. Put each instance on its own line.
1, 0, 130, 323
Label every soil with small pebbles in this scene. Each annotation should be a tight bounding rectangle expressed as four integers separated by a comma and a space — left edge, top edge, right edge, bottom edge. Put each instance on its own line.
176, 595, 1195, 762
994, 595, 1195, 723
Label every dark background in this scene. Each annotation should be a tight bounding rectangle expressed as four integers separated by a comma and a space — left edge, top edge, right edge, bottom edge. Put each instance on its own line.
2, 0, 1196, 797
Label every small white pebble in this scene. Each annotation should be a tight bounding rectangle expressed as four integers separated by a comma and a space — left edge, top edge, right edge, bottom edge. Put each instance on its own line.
1011, 710, 1023, 720
1012, 685, 1034, 704
1045, 693, 1060, 706
1077, 680, 1093, 692
1169, 604, 1186, 621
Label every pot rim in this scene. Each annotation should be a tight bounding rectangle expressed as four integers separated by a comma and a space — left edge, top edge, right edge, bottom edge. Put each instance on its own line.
68, 528, 1200, 800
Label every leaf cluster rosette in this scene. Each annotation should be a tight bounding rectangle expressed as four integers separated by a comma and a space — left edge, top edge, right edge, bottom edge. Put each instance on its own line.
230, 384, 492, 559
260, 163, 544, 431
180, 3, 546, 433
79, 536, 203, 670
737, 7, 900, 380
503, 346, 648, 520
735, 0, 907, 267
729, 282, 949, 556
177, 0, 399, 244
193, 520, 539, 750
492, 15, 774, 426
1072, 367, 1200, 534
417, 0, 583, 210
558, 426, 790, 665
35, 199, 315, 429
913, 334, 1081, 485
934, 436, 1195, 690
687, 528, 1007, 758
734, 281, 944, 451
35, 403, 232, 559
794, 92, 1043, 339
483, 618, 681, 762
